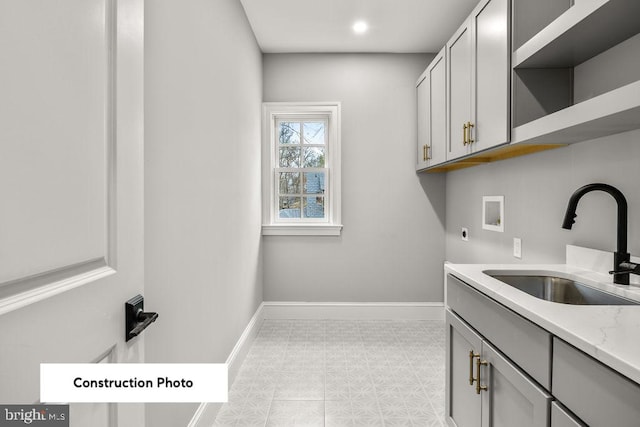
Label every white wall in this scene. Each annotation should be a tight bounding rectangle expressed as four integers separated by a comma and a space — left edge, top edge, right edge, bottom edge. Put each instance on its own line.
446, 129, 640, 264
144, 0, 263, 425
263, 53, 446, 303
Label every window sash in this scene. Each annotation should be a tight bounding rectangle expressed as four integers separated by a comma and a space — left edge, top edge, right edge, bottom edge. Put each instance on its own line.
274, 118, 330, 148
274, 168, 329, 223
273, 116, 330, 224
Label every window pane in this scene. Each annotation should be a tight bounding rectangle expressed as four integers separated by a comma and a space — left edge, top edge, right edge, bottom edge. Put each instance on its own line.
304, 196, 325, 218
279, 122, 300, 145
303, 122, 325, 144
279, 147, 301, 167
279, 172, 300, 194
279, 197, 301, 218
303, 147, 325, 167
304, 172, 325, 194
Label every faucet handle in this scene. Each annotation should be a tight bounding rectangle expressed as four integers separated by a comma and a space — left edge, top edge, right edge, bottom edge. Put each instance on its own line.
609, 262, 640, 276
609, 269, 634, 275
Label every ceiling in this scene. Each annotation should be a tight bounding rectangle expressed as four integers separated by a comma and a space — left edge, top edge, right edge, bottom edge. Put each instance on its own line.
239, 0, 479, 53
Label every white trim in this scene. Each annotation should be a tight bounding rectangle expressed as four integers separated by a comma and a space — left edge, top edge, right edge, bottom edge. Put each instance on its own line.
187, 402, 221, 427
188, 303, 265, 427
262, 102, 342, 236
262, 224, 343, 236
226, 304, 265, 382
262, 301, 444, 320
0, 262, 115, 316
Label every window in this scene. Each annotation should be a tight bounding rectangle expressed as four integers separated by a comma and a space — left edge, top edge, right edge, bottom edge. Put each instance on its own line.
262, 103, 342, 236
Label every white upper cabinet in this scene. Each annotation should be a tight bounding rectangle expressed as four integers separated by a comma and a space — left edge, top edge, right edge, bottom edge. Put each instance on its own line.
473, 0, 510, 152
416, 48, 447, 171
447, 21, 473, 160
416, 72, 429, 170
447, 0, 510, 161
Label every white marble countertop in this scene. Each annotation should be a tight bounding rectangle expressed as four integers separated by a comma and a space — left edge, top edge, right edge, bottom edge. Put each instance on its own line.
445, 259, 640, 385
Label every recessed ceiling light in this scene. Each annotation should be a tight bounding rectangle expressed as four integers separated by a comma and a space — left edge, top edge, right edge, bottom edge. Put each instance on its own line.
352, 21, 368, 34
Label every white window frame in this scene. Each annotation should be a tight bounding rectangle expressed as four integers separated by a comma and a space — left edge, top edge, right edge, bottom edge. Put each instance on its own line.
262, 102, 342, 236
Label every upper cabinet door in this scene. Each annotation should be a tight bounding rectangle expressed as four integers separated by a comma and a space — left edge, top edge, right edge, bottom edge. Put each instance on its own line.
429, 48, 448, 166
446, 0, 510, 162
417, 48, 447, 171
471, 0, 510, 152
447, 20, 473, 160
417, 72, 430, 170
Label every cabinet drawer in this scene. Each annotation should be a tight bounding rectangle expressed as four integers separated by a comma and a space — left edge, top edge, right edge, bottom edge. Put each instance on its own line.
553, 338, 640, 427
447, 274, 552, 389
551, 402, 586, 427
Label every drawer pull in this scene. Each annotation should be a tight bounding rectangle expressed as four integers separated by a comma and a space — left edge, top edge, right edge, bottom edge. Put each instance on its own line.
476, 356, 488, 394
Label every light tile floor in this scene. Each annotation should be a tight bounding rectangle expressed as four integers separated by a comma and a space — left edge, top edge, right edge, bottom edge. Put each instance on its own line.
213, 319, 445, 427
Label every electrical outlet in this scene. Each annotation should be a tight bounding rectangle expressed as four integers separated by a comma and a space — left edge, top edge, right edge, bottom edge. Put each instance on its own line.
461, 227, 469, 241
513, 237, 522, 259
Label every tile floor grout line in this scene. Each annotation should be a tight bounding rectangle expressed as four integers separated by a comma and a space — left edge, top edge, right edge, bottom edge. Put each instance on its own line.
215, 319, 445, 427
366, 320, 389, 427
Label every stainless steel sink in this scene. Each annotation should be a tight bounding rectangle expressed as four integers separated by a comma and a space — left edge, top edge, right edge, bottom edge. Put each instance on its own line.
485, 273, 639, 305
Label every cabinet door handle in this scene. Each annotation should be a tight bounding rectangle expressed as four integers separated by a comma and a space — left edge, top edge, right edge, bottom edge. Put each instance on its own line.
475, 356, 488, 394
467, 122, 475, 144
463, 123, 468, 145
468, 350, 477, 385
425, 144, 431, 160
423, 145, 427, 161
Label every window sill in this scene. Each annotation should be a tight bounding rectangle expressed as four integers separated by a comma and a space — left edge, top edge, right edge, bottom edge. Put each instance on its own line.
262, 224, 343, 236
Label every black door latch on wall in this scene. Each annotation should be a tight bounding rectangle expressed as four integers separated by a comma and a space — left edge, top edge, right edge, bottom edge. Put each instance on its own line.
125, 295, 159, 342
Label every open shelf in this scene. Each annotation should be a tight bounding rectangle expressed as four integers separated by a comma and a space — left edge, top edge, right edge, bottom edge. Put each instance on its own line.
512, 80, 640, 144
514, 0, 640, 68
418, 0, 640, 174
423, 79, 640, 173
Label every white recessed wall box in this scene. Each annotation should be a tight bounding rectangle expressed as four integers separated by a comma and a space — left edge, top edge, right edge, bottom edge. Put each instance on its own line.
482, 196, 504, 232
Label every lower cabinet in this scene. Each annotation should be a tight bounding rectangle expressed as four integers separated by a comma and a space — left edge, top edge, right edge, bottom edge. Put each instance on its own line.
447, 310, 481, 427
447, 273, 640, 427
553, 338, 640, 427
446, 310, 551, 427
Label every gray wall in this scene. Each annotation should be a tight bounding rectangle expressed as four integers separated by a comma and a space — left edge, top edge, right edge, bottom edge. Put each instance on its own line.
446, 33, 640, 264
446, 129, 640, 264
144, 0, 263, 425
263, 53, 446, 302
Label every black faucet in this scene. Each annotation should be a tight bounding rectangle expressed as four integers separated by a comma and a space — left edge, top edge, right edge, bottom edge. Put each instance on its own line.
562, 183, 639, 285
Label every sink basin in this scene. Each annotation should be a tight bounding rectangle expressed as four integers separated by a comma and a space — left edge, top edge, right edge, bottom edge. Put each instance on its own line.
485, 273, 639, 305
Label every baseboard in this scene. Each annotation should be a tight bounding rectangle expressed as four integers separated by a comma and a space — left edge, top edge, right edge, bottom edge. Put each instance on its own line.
187, 303, 265, 427
187, 402, 222, 427
188, 301, 444, 426
262, 301, 445, 320
226, 303, 265, 382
